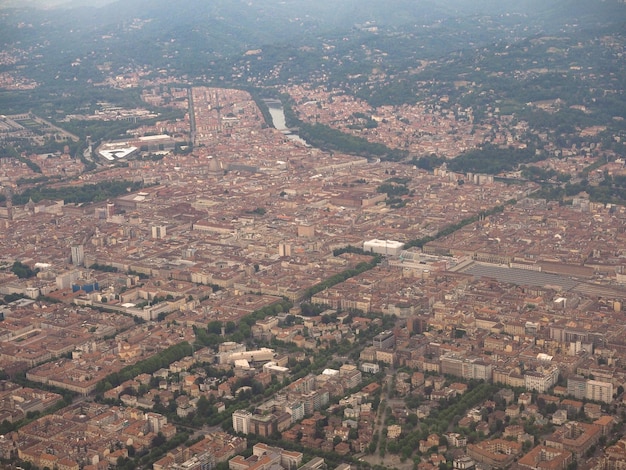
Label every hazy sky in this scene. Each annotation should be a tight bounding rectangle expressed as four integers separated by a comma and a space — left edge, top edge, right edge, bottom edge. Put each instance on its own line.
0, 0, 545, 9
0, 0, 116, 8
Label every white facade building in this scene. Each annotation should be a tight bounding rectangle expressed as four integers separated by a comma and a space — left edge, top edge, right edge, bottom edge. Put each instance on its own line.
233, 409, 252, 434
524, 365, 559, 393
363, 239, 404, 256
586, 379, 614, 404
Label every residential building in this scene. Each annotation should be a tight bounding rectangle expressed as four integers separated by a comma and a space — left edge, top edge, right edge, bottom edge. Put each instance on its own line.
373, 330, 395, 350
233, 410, 252, 434
467, 438, 522, 467
567, 376, 587, 400
524, 366, 559, 393
545, 421, 601, 459
517, 445, 572, 470
586, 379, 614, 404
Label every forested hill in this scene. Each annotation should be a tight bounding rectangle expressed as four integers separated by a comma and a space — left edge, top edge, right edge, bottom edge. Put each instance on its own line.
1, 0, 625, 114
2, 0, 625, 59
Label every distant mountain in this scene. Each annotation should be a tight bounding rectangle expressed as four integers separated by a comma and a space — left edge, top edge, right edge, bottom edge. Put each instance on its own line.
13, 1, 623, 46
6, 0, 625, 21
1, 0, 624, 91
75, 0, 626, 32
4, 0, 625, 47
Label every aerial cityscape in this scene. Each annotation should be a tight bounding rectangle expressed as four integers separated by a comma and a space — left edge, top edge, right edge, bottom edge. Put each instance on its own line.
1, 1, 626, 469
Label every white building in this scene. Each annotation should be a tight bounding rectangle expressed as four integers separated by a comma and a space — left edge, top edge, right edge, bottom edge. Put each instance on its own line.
71, 244, 84, 266
524, 365, 559, 393
227, 348, 275, 364
285, 400, 305, 423
361, 362, 380, 374
586, 379, 614, 404
232, 409, 252, 434
363, 239, 404, 256
263, 361, 289, 378
151, 224, 167, 239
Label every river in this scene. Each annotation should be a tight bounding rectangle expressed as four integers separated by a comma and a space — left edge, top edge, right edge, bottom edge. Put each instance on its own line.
263, 99, 309, 146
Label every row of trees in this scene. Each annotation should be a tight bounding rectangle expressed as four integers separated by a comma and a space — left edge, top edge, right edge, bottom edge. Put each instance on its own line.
193, 298, 294, 347
303, 256, 381, 300
534, 172, 626, 206
332, 245, 372, 257
95, 341, 193, 394
0, 146, 43, 173
405, 202, 511, 250
278, 95, 408, 162
379, 381, 498, 463
0, 391, 73, 436
296, 121, 407, 161
13, 179, 144, 205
